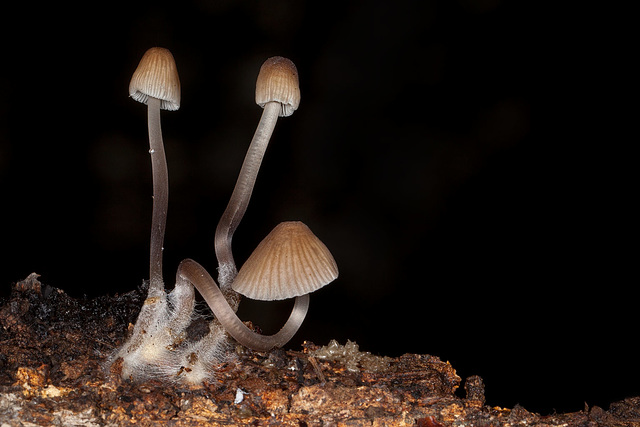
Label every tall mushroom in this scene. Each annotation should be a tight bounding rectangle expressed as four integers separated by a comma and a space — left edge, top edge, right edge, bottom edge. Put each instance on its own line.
105, 48, 188, 381
180, 221, 338, 351
214, 56, 300, 291
129, 47, 181, 294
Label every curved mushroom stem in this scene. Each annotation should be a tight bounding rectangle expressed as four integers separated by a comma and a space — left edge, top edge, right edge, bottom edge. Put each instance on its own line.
215, 101, 282, 288
147, 96, 169, 294
178, 258, 309, 351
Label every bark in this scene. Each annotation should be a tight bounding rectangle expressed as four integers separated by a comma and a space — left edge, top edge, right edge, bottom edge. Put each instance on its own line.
1, 273, 639, 426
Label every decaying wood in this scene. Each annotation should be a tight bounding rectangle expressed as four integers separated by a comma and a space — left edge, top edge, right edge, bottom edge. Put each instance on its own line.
1, 273, 639, 426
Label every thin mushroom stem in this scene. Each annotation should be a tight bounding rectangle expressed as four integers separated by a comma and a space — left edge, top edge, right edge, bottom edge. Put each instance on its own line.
178, 258, 309, 351
147, 96, 169, 294
215, 101, 282, 288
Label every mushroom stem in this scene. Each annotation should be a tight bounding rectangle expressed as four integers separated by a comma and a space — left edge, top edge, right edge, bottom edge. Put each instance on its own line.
147, 96, 169, 294
178, 258, 309, 351
214, 101, 281, 286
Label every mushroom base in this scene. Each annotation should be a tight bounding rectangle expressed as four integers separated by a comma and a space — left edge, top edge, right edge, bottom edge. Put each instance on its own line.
103, 278, 235, 385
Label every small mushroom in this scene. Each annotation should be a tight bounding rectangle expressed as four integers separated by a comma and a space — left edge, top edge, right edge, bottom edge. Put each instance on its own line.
180, 221, 338, 351
129, 47, 181, 293
214, 56, 300, 289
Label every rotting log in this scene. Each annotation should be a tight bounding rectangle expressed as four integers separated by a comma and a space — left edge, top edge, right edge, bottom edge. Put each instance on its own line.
1, 274, 639, 426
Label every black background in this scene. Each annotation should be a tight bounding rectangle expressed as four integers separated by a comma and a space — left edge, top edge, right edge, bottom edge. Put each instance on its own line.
0, 0, 634, 415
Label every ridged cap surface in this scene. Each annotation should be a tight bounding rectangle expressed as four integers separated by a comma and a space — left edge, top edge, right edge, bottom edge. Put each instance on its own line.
233, 221, 338, 301
129, 47, 181, 111
255, 56, 300, 117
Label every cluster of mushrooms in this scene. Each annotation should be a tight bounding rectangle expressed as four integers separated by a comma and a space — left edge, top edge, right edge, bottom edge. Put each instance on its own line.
106, 48, 338, 384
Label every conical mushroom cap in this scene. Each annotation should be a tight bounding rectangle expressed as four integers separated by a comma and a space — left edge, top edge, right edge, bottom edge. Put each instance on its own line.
232, 221, 338, 301
129, 47, 181, 111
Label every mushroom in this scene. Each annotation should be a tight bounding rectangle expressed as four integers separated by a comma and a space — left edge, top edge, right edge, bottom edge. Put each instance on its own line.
180, 221, 338, 351
232, 221, 339, 300
214, 56, 300, 290
129, 47, 181, 294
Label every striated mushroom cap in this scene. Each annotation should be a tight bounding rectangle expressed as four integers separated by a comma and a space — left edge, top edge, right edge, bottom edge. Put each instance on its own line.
232, 221, 338, 301
129, 47, 181, 111
255, 56, 300, 117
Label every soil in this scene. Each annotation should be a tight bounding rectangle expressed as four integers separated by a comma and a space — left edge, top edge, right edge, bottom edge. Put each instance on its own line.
1, 273, 639, 426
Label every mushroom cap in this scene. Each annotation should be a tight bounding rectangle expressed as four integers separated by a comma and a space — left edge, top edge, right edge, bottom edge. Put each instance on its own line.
255, 56, 300, 117
232, 221, 338, 301
129, 47, 181, 111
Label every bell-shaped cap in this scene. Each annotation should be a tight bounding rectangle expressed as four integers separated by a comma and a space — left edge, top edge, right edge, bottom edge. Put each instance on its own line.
129, 47, 181, 111
255, 56, 300, 117
232, 221, 338, 301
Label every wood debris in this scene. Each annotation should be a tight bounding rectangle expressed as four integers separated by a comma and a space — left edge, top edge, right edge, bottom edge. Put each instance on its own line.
1, 273, 639, 426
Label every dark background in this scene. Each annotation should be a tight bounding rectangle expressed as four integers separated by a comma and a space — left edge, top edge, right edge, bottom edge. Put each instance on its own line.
0, 0, 634, 415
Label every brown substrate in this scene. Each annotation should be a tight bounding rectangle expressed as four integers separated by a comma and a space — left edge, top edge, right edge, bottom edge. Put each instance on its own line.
1, 273, 639, 426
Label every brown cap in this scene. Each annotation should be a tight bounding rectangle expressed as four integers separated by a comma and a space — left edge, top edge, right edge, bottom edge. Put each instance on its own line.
255, 56, 300, 117
129, 47, 181, 111
232, 221, 338, 301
